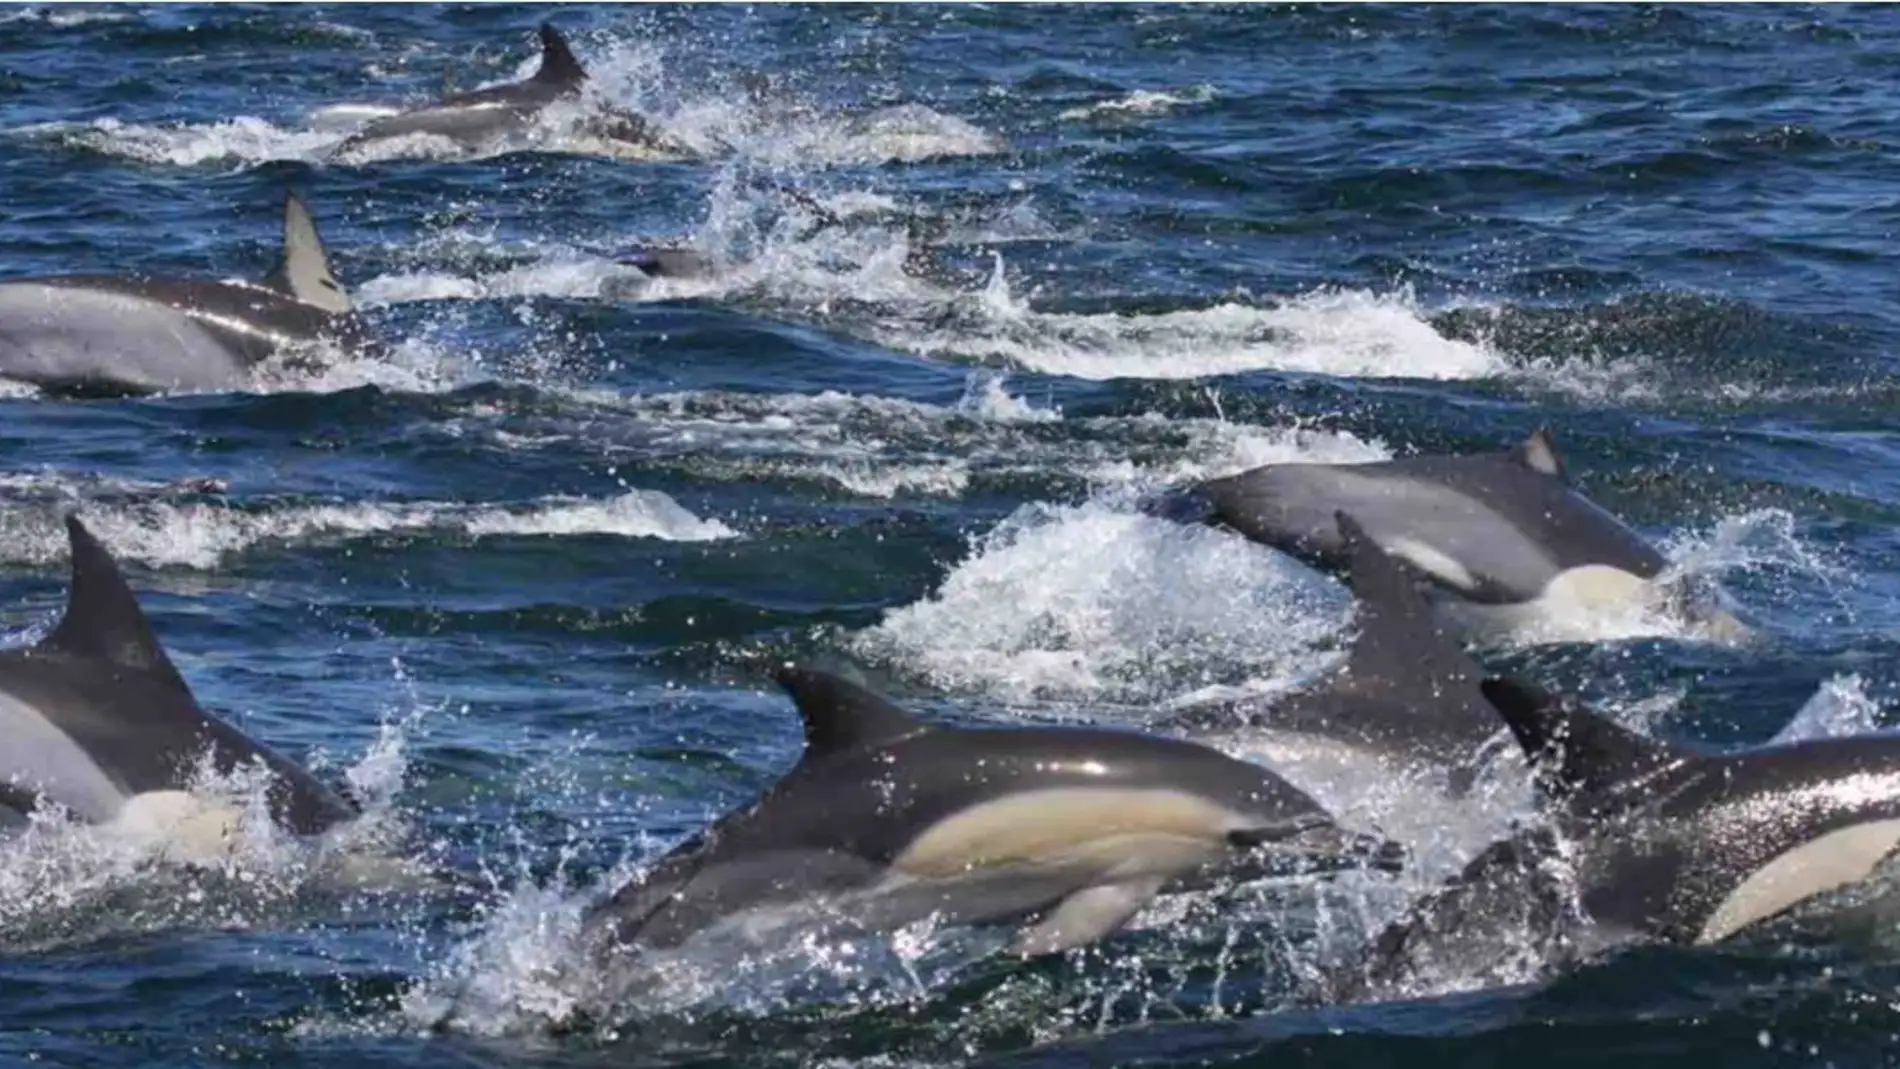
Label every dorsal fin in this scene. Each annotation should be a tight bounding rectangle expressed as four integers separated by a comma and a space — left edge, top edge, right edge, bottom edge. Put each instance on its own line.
1479, 677, 1683, 799
532, 22, 587, 88
1506, 427, 1566, 481
773, 664, 929, 757
40, 515, 193, 696
262, 192, 351, 315
1332, 512, 1482, 702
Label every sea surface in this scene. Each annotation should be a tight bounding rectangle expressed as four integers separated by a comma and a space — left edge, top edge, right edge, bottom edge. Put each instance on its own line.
1, 3, 1899, 1066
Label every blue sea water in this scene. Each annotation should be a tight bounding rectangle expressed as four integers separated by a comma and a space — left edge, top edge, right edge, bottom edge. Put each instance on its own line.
2, 2, 1900, 1065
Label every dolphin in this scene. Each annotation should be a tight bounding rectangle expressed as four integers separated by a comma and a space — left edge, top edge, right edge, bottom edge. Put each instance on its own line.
1483, 676, 1900, 945
327, 23, 688, 163
604, 186, 954, 290
1343, 676, 1900, 996
1174, 512, 1506, 792
583, 665, 1400, 960
0, 514, 357, 838
0, 193, 369, 396
1156, 430, 1744, 642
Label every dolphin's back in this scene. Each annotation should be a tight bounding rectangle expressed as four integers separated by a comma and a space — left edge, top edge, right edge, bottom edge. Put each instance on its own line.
333, 96, 549, 155
0, 649, 355, 832
0, 275, 341, 394
1198, 456, 1664, 603
0, 515, 357, 833
329, 22, 589, 158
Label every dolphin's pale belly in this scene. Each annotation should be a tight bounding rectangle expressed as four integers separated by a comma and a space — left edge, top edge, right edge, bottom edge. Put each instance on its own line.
1428, 563, 1664, 644
100, 790, 247, 863
621, 786, 1252, 956
1696, 817, 1900, 944
0, 283, 253, 392
862, 786, 1248, 953
0, 688, 128, 822
1426, 563, 1752, 646
889, 786, 1242, 879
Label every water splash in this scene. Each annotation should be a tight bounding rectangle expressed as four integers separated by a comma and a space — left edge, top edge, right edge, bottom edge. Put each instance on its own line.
1772, 674, 1887, 744
0, 489, 736, 570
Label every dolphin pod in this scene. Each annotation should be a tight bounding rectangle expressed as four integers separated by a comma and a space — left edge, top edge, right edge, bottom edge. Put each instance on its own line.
0, 193, 372, 396
6, 8, 1896, 1048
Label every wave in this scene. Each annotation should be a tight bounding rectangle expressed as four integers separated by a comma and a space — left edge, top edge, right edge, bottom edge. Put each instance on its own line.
876, 267, 1504, 382
0, 489, 734, 570
8, 33, 1004, 171
1058, 85, 1218, 122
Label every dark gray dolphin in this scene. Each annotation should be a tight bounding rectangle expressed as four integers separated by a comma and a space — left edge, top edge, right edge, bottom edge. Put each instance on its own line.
327, 23, 687, 163
1343, 677, 1900, 996
0, 514, 357, 836
584, 665, 1400, 960
1484, 677, 1900, 945
1156, 430, 1742, 641
0, 193, 370, 396
1180, 512, 1505, 790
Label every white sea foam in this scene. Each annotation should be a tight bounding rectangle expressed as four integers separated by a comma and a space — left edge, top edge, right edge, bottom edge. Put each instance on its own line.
1773, 674, 1887, 744
852, 498, 1350, 703
879, 264, 1504, 382
0, 489, 734, 570
1058, 85, 1218, 122
8, 32, 1002, 171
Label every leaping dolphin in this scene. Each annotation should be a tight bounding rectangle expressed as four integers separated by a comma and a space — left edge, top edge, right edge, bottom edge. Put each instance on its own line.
583, 665, 1400, 961
326, 23, 689, 163
0, 193, 371, 396
0, 514, 357, 838
1157, 429, 1746, 643
1344, 676, 1900, 996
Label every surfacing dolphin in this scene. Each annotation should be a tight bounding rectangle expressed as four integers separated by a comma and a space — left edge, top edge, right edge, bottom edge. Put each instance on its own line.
0, 193, 370, 396
1343, 676, 1900, 997
327, 23, 688, 163
1174, 512, 1505, 793
604, 185, 956, 291
583, 665, 1401, 962
0, 514, 357, 838
1157, 429, 1746, 644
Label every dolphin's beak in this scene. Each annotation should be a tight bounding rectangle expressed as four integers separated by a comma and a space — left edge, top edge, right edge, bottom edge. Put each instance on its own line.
1229, 818, 1408, 875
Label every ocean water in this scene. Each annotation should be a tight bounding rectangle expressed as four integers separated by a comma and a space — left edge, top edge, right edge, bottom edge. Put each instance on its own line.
1, 2, 1899, 1066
